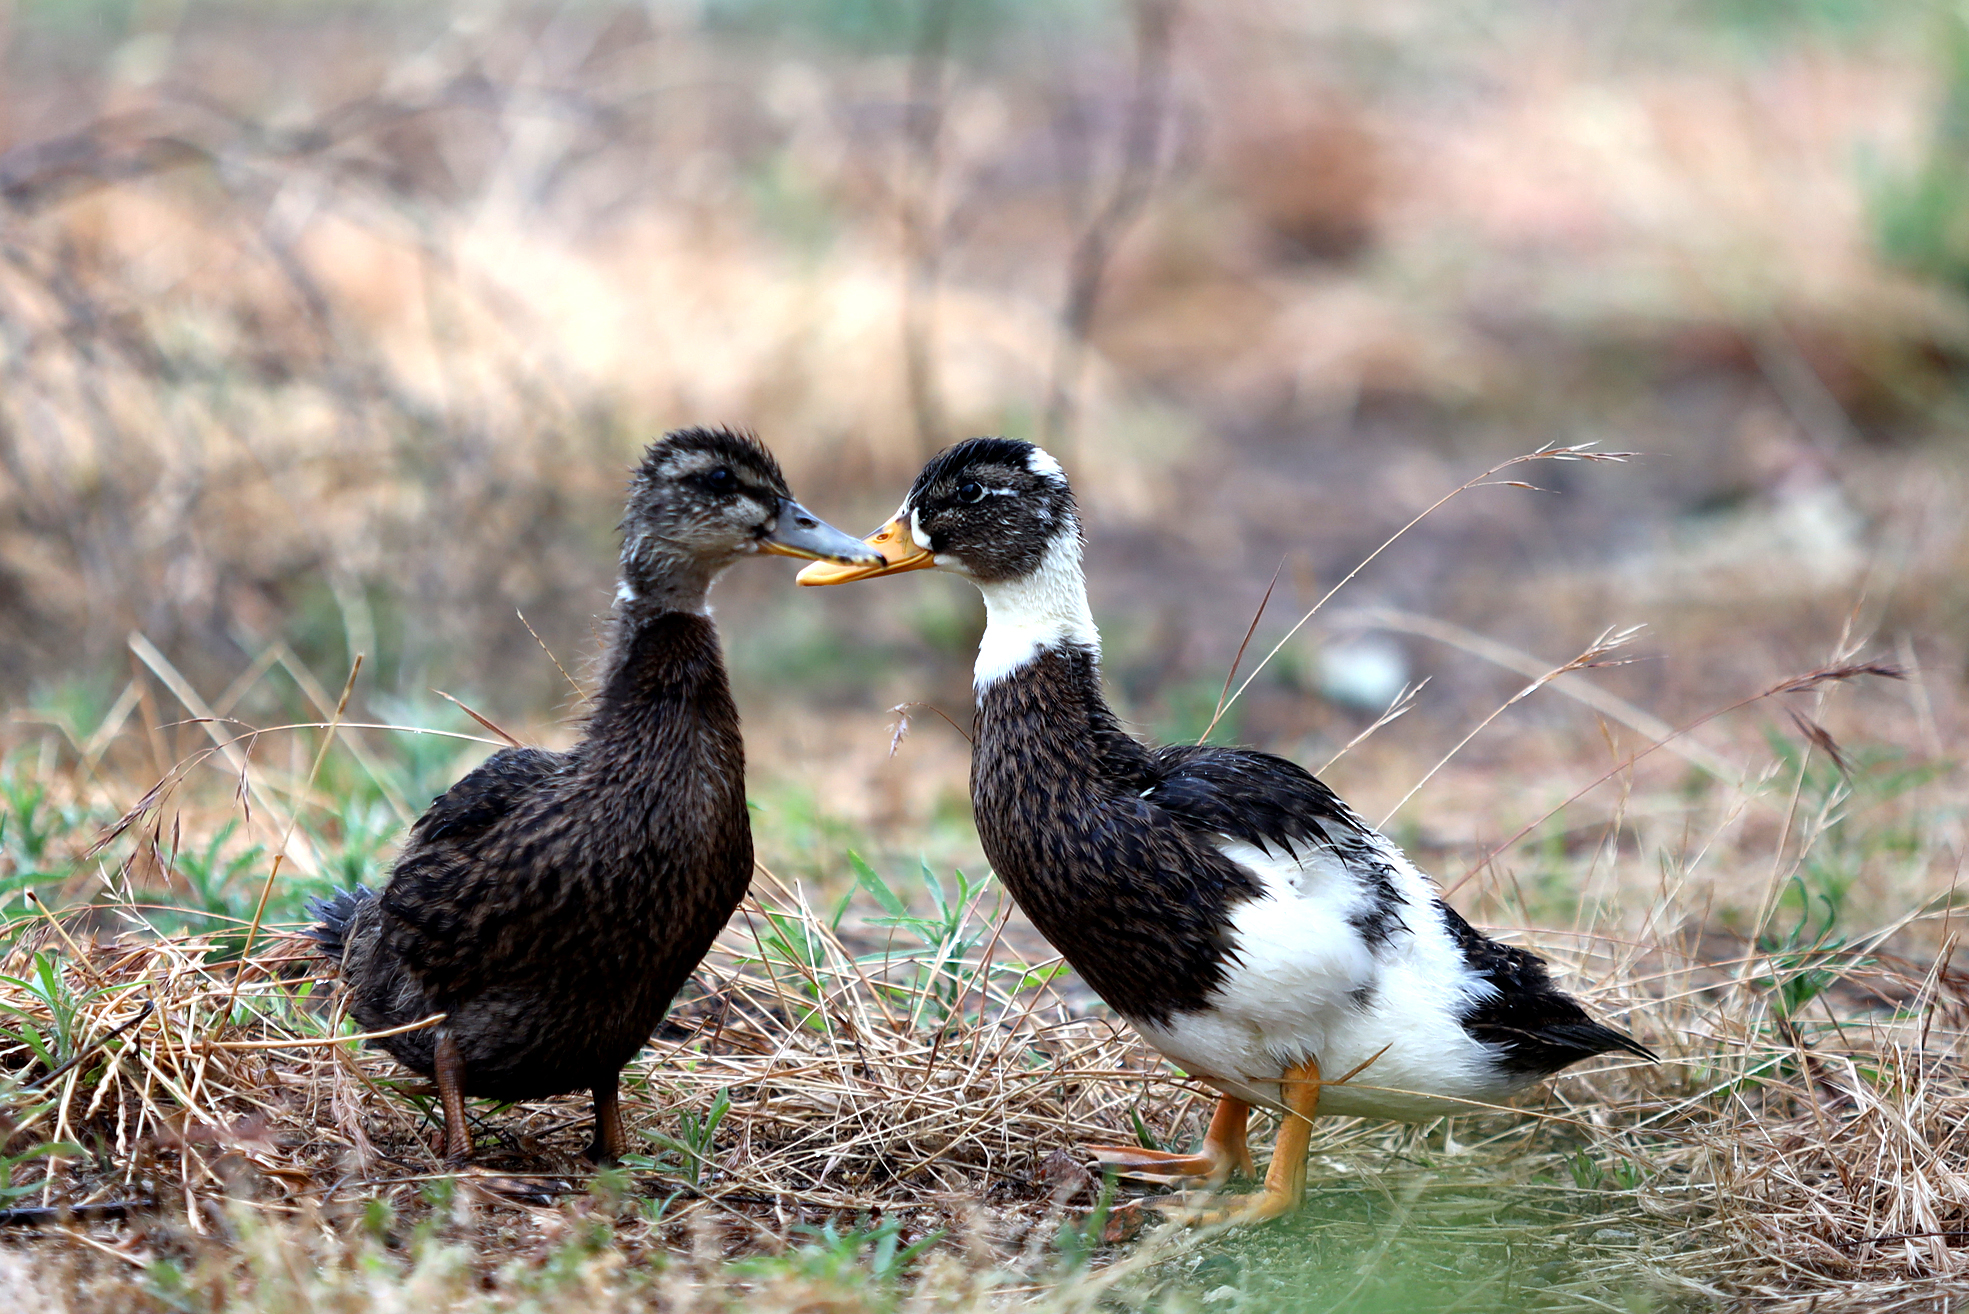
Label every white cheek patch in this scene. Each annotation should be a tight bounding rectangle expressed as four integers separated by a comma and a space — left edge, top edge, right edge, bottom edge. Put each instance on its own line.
1025, 447, 1066, 482
909, 506, 932, 550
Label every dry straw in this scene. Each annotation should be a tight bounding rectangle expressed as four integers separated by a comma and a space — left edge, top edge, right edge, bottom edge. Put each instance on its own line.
0, 650, 1958, 1310
0, 447, 1957, 1310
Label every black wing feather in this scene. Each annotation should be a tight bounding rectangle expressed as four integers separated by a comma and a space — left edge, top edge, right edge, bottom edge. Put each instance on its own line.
1150, 746, 1654, 1071
1147, 744, 1374, 857
1437, 902, 1657, 1071
1146, 744, 1408, 946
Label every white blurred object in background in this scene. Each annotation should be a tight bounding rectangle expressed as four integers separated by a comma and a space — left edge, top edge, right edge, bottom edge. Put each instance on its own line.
1315, 634, 1410, 712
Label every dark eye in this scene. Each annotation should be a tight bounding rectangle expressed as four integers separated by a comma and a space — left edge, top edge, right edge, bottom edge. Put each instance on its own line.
704, 468, 738, 494
956, 481, 986, 505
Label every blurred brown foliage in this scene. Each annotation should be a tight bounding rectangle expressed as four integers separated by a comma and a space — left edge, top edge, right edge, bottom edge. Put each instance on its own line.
0, 0, 1964, 756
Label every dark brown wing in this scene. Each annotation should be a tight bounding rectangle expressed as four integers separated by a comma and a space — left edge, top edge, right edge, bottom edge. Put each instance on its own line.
377, 746, 567, 1003
408, 746, 563, 845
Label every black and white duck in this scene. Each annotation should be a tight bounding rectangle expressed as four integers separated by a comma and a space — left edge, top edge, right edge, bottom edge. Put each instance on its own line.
799, 437, 1652, 1222
311, 427, 880, 1165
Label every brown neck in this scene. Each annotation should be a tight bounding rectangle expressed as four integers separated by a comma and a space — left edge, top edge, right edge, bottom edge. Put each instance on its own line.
579, 611, 745, 826
970, 646, 1240, 1024
974, 645, 1152, 789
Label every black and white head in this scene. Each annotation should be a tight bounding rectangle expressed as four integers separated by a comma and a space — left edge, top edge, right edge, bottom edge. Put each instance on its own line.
798, 437, 1098, 683
618, 427, 880, 613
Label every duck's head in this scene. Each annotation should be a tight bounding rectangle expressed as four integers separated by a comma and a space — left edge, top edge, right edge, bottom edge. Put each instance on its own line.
795, 437, 1080, 587
619, 427, 880, 611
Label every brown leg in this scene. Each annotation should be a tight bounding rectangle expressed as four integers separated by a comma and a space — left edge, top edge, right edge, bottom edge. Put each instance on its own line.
587, 1080, 626, 1165
1087, 1095, 1255, 1185
1192, 1058, 1321, 1225
433, 1032, 472, 1165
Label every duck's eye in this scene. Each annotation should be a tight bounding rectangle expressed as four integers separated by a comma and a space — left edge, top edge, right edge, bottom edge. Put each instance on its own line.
956, 481, 986, 505
704, 468, 738, 494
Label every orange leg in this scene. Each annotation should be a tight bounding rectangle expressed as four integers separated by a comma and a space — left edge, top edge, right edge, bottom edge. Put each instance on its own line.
433, 1031, 472, 1166
1188, 1058, 1321, 1224
588, 1080, 626, 1165
1088, 1095, 1255, 1185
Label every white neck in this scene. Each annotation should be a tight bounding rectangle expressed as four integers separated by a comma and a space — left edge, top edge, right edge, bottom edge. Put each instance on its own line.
971, 527, 1101, 688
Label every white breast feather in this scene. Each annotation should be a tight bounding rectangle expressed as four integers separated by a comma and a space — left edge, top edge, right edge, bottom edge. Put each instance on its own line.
1134, 836, 1521, 1122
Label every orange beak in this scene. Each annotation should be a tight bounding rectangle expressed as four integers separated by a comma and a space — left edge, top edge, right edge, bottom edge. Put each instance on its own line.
795, 515, 937, 586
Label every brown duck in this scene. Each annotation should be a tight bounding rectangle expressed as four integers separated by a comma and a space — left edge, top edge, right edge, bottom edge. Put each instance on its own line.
310, 427, 879, 1164
800, 437, 1652, 1224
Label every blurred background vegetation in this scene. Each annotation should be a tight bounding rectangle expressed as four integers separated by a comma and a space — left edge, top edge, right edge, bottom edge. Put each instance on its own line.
0, 0, 1962, 916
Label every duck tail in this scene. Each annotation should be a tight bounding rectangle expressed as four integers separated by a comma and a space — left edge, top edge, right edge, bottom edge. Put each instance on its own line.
1545, 1018, 1659, 1065
306, 887, 375, 965
1598, 1022, 1659, 1064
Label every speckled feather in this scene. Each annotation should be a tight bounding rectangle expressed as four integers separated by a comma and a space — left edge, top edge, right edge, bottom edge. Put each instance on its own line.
972, 646, 1260, 1024
308, 427, 806, 1113
326, 618, 748, 1103
320, 614, 750, 1100
913, 436, 1652, 1084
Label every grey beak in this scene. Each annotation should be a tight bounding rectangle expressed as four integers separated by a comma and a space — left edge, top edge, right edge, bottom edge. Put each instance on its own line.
759, 498, 887, 565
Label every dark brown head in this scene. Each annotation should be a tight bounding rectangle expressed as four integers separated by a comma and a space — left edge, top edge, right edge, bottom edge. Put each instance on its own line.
619, 427, 879, 613
794, 437, 1097, 685
793, 437, 1080, 586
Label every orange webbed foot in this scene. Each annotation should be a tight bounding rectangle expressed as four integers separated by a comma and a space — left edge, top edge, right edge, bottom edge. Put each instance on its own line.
1086, 1094, 1255, 1185
1116, 1062, 1322, 1232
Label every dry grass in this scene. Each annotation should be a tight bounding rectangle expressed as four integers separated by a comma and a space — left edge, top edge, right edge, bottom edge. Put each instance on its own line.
0, 626, 1962, 1311
5, 0, 1966, 715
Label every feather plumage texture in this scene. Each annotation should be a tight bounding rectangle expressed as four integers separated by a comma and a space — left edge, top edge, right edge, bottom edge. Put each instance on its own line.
316, 615, 750, 1103
306, 426, 857, 1161
898, 436, 1652, 1124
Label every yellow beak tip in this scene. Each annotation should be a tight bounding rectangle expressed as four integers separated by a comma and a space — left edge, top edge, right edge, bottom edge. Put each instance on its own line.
795, 515, 935, 585
796, 560, 865, 586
